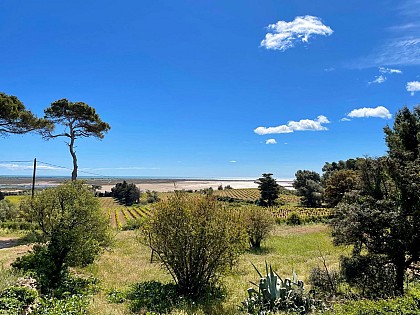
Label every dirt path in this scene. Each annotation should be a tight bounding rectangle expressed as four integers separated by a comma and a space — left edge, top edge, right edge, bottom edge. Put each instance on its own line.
0, 236, 22, 250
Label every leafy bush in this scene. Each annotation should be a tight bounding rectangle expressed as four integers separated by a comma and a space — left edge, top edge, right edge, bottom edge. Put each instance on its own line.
140, 192, 247, 298
145, 190, 160, 204
111, 181, 140, 205
286, 212, 302, 225
14, 181, 111, 291
0, 221, 35, 230
340, 254, 397, 298
34, 295, 89, 315
242, 262, 318, 315
309, 266, 342, 296
0, 199, 18, 222
322, 286, 420, 315
0, 285, 38, 315
242, 205, 274, 249
126, 281, 179, 314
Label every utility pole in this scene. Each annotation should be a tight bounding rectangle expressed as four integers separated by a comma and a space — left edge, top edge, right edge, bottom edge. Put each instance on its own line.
31, 158, 36, 198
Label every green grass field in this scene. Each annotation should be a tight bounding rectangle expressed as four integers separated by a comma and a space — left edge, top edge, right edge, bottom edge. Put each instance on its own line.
85, 224, 343, 315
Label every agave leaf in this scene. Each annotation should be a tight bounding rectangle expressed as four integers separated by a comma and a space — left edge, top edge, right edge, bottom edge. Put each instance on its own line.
251, 262, 263, 278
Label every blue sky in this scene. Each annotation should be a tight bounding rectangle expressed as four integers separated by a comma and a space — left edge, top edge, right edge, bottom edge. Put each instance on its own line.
1, 0, 420, 179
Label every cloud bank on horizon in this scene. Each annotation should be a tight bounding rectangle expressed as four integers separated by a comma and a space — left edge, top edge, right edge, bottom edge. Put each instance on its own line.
260, 15, 333, 51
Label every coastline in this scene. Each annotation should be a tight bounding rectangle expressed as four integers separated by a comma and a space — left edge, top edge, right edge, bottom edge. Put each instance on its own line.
0, 176, 294, 192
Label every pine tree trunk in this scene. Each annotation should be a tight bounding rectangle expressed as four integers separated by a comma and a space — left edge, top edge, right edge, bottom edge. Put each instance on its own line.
69, 133, 78, 181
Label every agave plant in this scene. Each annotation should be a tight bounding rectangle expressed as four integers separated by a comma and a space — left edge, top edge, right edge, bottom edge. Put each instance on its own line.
243, 261, 315, 315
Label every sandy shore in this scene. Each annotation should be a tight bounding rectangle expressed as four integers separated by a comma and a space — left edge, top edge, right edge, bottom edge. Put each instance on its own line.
0, 177, 294, 193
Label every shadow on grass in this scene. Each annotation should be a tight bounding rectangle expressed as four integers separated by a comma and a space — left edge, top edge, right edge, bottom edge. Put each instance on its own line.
247, 246, 271, 255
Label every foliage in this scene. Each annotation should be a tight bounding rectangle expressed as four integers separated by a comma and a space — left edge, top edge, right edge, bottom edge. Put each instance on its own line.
0, 92, 51, 136
256, 173, 281, 207
0, 285, 38, 315
126, 281, 179, 314
309, 266, 342, 296
145, 190, 160, 203
339, 254, 397, 298
140, 192, 247, 298
14, 181, 111, 290
321, 158, 358, 183
322, 286, 420, 315
331, 106, 420, 296
242, 205, 274, 249
111, 181, 140, 206
286, 212, 302, 225
0, 199, 18, 222
323, 169, 359, 207
293, 170, 324, 207
43, 99, 110, 180
122, 217, 145, 230
33, 295, 89, 315
242, 262, 317, 315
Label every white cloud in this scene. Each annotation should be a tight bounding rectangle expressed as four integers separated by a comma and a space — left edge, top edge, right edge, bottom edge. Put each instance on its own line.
265, 139, 277, 145
340, 117, 351, 122
371, 38, 420, 67
229, 160, 237, 163
379, 67, 402, 74
324, 67, 335, 72
0, 164, 61, 170
254, 115, 330, 135
347, 106, 392, 119
369, 75, 387, 84
368, 67, 402, 84
82, 166, 160, 170
260, 15, 333, 51
406, 81, 420, 95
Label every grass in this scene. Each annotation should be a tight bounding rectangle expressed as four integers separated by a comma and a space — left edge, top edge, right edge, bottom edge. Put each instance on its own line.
84, 223, 344, 314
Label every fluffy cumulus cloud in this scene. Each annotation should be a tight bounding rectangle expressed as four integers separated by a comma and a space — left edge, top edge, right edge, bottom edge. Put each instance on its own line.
347, 106, 392, 119
265, 139, 277, 145
260, 15, 333, 51
406, 81, 420, 95
254, 115, 330, 135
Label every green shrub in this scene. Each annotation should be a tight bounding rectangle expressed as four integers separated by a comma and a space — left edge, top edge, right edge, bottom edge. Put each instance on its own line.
140, 192, 247, 298
0, 199, 18, 222
242, 205, 274, 249
15, 181, 111, 291
286, 212, 302, 225
34, 295, 89, 315
323, 286, 420, 315
309, 266, 342, 296
0, 285, 38, 315
126, 281, 179, 314
0, 221, 35, 230
340, 254, 397, 298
